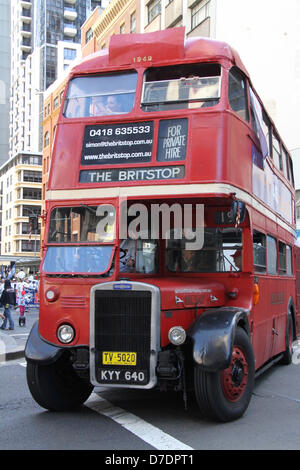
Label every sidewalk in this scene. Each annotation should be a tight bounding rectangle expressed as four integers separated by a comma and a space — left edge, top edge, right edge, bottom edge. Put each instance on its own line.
0, 307, 39, 362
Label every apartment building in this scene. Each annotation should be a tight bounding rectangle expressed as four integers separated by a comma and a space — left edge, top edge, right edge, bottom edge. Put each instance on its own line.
0, 152, 42, 272
82, 0, 213, 54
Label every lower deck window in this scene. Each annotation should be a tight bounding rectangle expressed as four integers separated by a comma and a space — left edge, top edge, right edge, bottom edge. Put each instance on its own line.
166, 227, 242, 273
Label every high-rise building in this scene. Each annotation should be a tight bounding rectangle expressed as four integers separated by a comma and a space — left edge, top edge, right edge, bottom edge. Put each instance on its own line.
9, 0, 100, 162
2, 0, 103, 269
0, 0, 11, 168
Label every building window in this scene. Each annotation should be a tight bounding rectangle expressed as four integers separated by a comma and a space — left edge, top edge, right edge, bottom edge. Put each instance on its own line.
23, 170, 42, 183
130, 11, 136, 33
64, 48, 77, 61
22, 240, 40, 252
23, 188, 42, 200
44, 131, 50, 147
120, 23, 125, 34
191, 0, 210, 30
85, 27, 93, 44
148, 0, 161, 24
53, 96, 59, 109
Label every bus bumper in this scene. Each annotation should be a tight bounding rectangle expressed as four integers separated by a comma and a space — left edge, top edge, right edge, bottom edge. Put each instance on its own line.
25, 321, 64, 365
187, 307, 250, 372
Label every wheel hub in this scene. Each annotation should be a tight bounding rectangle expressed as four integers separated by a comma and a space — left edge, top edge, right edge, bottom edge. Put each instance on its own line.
221, 347, 249, 402
231, 360, 244, 386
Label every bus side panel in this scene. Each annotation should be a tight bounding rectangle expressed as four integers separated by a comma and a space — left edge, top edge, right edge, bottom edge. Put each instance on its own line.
295, 245, 300, 335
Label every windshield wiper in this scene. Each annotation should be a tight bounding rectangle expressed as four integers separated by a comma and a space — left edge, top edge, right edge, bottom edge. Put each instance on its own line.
80, 203, 96, 214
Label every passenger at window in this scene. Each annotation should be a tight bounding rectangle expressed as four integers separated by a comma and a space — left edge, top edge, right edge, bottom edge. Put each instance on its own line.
106, 95, 122, 114
90, 96, 107, 116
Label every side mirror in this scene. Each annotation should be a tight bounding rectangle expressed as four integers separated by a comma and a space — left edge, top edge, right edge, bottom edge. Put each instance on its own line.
230, 200, 246, 225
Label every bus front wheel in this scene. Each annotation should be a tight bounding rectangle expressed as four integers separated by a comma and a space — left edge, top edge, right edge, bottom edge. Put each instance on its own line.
194, 327, 255, 422
26, 353, 93, 411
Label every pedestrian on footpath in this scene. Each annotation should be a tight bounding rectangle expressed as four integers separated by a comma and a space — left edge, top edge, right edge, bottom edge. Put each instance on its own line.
0, 280, 16, 331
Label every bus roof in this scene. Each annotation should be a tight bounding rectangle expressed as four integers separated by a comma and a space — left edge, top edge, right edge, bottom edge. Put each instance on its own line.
71, 27, 249, 77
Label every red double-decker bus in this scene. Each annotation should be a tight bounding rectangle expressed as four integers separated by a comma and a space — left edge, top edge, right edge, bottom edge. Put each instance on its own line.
25, 28, 300, 422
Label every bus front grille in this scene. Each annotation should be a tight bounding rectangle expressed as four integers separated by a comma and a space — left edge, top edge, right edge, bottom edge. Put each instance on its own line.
93, 289, 152, 386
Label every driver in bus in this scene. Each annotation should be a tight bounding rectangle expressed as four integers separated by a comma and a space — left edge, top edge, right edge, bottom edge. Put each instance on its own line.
231, 249, 242, 271
119, 238, 136, 272
181, 249, 197, 272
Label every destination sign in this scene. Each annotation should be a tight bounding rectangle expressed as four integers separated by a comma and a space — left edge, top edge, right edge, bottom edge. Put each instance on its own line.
81, 122, 154, 166
79, 166, 185, 184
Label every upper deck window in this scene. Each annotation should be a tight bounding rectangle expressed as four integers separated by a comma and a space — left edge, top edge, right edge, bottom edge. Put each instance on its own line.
64, 71, 137, 118
272, 132, 283, 171
228, 67, 249, 122
141, 63, 221, 112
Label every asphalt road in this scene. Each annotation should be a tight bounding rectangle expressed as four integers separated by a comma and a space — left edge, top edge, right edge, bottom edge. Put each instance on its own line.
1, 354, 300, 451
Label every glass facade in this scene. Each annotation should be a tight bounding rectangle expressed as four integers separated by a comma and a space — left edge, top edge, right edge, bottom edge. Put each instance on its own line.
35, 0, 90, 90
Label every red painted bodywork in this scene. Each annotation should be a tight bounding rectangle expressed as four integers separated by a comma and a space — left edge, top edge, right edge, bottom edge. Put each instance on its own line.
41, 29, 298, 372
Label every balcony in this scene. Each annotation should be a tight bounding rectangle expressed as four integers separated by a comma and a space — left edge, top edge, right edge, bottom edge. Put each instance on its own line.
21, 9, 32, 23
64, 7, 78, 21
64, 23, 77, 37
21, 22, 32, 37
21, 0, 32, 8
21, 38, 31, 52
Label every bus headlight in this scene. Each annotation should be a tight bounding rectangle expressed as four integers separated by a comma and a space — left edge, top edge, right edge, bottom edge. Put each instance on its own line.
168, 326, 186, 346
57, 324, 75, 344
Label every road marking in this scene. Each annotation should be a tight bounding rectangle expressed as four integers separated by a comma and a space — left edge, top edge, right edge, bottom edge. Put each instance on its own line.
86, 393, 193, 450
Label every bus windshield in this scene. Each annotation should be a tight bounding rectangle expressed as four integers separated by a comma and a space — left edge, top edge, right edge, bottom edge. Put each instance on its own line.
141, 63, 221, 111
43, 245, 114, 274
166, 227, 242, 272
64, 71, 137, 118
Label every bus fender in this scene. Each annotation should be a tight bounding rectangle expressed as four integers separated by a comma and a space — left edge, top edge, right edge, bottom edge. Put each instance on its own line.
187, 307, 250, 372
25, 321, 64, 365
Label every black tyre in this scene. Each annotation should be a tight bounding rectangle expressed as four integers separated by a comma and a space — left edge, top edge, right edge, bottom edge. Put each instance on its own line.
194, 327, 255, 422
280, 313, 294, 365
26, 353, 93, 411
